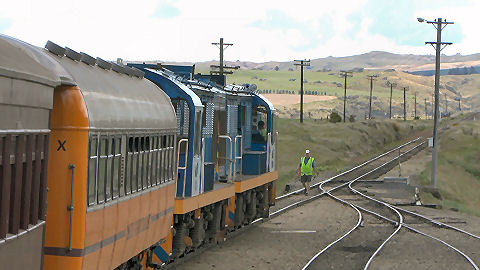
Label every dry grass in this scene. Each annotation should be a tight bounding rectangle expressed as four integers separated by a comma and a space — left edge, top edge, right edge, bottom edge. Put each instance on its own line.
417, 114, 480, 216
276, 118, 431, 195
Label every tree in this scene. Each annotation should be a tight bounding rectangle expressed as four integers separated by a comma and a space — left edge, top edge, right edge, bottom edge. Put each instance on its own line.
274, 66, 279, 71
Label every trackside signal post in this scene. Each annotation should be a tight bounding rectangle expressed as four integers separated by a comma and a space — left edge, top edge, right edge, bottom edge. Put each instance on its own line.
417, 17, 453, 188
294, 59, 310, 123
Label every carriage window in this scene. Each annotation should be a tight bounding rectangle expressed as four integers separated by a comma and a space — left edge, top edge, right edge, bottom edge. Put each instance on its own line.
87, 132, 175, 209
125, 136, 133, 195
97, 137, 107, 203
162, 135, 168, 183
151, 136, 157, 186
105, 138, 113, 201
112, 137, 121, 199
132, 137, 139, 192
87, 136, 98, 205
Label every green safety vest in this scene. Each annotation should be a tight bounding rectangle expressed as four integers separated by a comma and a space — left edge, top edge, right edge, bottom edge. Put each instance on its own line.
301, 157, 314, 176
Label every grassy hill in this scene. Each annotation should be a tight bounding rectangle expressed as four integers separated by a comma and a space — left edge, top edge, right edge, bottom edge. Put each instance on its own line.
226, 69, 480, 120
152, 51, 480, 72
416, 113, 480, 216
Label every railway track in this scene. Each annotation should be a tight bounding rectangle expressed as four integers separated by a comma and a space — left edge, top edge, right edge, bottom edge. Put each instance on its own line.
270, 138, 423, 219
166, 138, 425, 269
302, 140, 480, 270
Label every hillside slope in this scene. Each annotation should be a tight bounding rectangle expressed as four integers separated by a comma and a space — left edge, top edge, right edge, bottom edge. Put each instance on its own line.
137, 51, 480, 72
276, 118, 431, 195
415, 113, 480, 216
229, 69, 480, 120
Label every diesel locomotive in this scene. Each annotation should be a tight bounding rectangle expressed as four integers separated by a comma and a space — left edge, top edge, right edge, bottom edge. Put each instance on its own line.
0, 34, 277, 269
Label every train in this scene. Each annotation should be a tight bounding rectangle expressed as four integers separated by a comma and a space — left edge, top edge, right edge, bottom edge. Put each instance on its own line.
0, 34, 277, 269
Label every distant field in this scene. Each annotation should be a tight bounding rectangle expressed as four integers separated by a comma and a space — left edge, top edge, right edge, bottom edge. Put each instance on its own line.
218, 69, 479, 119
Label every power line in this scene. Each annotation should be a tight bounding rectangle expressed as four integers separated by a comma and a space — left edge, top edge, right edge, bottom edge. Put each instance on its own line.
294, 59, 310, 123
340, 71, 353, 123
367, 75, 378, 119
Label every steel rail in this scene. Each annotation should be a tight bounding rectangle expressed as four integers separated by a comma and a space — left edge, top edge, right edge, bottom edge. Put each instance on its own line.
301, 140, 425, 269
315, 189, 479, 270
394, 206, 480, 240
167, 138, 425, 269
305, 140, 479, 270
276, 138, 421, 200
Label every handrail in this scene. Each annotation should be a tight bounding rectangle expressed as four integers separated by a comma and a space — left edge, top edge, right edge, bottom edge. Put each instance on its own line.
176, 139, 189, 197
266, 132, 271, 172
233, 135, 243, 181
218, 135, 233, 182
67, 164, 75, 252
201, 138, 205, 194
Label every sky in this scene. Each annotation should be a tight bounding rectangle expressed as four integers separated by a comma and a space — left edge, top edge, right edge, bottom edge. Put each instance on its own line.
0, 0, 477, 63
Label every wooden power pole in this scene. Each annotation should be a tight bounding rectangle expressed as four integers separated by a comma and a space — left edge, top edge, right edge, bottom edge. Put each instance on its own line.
367, 74, 378, 119
340, 71, 353, 122
211, 38, 239, 86
294, 59, 310, 123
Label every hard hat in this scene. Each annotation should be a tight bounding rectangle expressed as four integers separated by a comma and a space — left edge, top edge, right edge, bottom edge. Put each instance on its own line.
305, 149, 310, 154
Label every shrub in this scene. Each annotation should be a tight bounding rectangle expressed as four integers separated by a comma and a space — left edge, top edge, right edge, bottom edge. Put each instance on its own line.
349, 115, 356, 122
329, 112, 342, 123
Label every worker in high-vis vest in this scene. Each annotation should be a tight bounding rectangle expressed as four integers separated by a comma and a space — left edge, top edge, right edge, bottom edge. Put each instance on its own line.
297, 149, 317, 195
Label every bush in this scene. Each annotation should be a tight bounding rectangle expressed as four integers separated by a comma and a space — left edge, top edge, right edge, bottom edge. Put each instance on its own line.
329, 112, 342, 123
349, 115, 356, 122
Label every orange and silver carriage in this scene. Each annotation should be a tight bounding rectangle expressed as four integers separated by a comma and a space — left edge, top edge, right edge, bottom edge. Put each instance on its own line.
0, 33, 179, 270
41, 41, 178, 269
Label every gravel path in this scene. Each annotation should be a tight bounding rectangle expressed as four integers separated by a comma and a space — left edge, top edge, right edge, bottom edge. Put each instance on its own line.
175, 197, 358, 270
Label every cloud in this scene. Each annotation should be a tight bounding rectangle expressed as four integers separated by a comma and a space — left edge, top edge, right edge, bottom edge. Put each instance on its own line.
0, 18, 11, 32
250, 9, 334, 52
0, 0, 477, 62
348, 0, 464, 47
154, 0, 180, 18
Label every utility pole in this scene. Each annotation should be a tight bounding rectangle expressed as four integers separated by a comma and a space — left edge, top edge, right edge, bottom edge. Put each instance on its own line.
294, 59, 310, 123
211, 38, 239, 86
367, 75, 378, 119
425, 98, 428, 119
340, 71, 353, 122
418, 17, 453, 188
414, 92, 417, 119
387, 81, 397, 119
402, 87, 408, 121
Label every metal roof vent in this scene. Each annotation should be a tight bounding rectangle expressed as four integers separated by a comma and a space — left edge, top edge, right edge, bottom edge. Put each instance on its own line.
65, 47, 81, 61
45, 40, 65, 56
111, 63, 125, 73
96, 57, 112, 70
131, 67, 144, 78
80, 52, 96, 66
